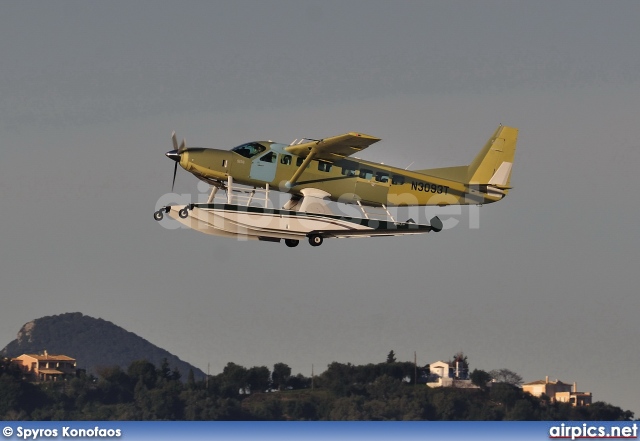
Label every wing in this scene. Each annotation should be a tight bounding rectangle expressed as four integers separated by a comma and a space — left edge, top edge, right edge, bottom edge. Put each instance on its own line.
285, 132, 381, 161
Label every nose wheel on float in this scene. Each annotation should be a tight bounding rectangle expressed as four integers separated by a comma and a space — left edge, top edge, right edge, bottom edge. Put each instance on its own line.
153, 206, 170, 221
153, 205, 192, 221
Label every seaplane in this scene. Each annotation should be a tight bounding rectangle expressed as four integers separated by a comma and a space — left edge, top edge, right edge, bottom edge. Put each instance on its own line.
153, 125, 518, 247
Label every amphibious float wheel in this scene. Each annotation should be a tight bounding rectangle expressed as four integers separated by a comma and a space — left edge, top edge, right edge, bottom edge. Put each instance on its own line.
153, 210, 164, 221
308, 234, 323, 247
284, 239, 299, 248
178, 208, 189, 218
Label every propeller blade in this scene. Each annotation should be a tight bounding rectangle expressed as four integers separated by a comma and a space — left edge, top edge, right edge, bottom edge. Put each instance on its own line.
179, 138, 186, 153
172, 131, 178, 151
172, 162, 178, 192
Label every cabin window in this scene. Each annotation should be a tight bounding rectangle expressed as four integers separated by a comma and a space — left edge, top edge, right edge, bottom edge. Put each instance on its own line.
281, 154, 292, 165
259, 152, 277, 163
391, 175, 405, 185
359, 169, 373, 180
341, 166, 357, 176
318, 161, 332, 172
231, 142, 266, 158
375, 172, 389, 183
296, 157, 310, 168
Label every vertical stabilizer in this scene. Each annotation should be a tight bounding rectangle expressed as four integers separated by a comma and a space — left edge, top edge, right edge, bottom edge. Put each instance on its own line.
468, 125, 519, 189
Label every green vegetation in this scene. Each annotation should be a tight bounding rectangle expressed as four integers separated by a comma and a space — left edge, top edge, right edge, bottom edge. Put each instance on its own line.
0, 357, 633, 421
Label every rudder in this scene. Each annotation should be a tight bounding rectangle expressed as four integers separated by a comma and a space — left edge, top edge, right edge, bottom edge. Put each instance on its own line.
468, 125, 518, 190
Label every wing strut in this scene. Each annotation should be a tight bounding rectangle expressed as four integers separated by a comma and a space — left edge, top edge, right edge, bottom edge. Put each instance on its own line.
285, 147, 318, 188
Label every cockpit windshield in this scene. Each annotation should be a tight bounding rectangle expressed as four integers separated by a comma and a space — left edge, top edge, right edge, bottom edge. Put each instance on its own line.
231, 142, 266, 158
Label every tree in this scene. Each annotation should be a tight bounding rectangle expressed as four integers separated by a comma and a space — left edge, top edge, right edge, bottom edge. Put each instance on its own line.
287, 373, 312, 390
469, 369, 492, 390
157, 358, 172, 382
579, 401, 634, 421
386, 351, 396, 364
127, 360, 157, 389
328, 396, 367, 420
246, 366, 271, 393
506, 399, 536, 420
96, 365, 133, 404
0, 370, 26, 416
318, 362, 356, 396
419, 364, 431, 382
489, 369, 523, 387
490, 383, 521, 408
217, 362, 249, 397
451, 352, 469, 379
272, 363, 291, 391
431, 389, 472, 420
187, 369, 196, 389
365, 375, 403, 401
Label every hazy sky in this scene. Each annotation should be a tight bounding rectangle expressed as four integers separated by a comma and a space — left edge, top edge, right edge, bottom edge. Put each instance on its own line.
1, 1, 639, 415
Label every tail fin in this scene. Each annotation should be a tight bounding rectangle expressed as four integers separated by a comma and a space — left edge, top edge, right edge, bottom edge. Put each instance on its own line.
468, 125, 518, 190
413, 125, 519, 192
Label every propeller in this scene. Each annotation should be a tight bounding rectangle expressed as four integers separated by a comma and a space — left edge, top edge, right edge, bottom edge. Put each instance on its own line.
166, 131, 186, 191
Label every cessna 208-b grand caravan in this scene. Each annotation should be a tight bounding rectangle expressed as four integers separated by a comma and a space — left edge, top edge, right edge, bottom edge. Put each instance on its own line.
154, 125, 518, 247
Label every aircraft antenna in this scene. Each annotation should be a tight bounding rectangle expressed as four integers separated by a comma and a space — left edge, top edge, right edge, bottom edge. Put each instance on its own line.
404, 161, 414, 170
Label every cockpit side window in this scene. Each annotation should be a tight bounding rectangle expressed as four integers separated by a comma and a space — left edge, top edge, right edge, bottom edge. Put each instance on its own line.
231, 142, 266, 158
260, 152, 277, 163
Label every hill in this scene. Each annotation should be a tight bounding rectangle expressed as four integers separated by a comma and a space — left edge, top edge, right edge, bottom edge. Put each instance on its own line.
1, 312, 205, 380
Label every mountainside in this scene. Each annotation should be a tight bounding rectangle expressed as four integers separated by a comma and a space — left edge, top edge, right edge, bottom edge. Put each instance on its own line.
1, 312, 205, 380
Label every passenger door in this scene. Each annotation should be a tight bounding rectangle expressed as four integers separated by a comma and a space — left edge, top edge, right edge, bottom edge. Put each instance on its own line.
250, 151, 278, 182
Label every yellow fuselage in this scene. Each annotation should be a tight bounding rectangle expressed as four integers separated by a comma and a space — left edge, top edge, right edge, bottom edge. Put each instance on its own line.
176, 144, 500, 207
